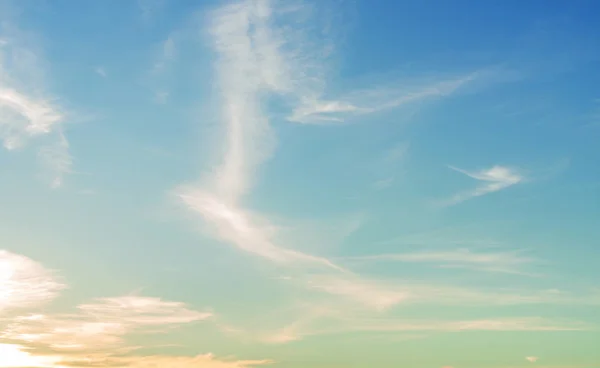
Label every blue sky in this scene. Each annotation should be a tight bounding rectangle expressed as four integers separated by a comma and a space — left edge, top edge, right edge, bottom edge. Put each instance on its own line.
0, 0, 599, 367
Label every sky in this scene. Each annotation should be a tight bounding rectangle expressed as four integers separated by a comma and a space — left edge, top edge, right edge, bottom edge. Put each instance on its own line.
0, 0, 599, 367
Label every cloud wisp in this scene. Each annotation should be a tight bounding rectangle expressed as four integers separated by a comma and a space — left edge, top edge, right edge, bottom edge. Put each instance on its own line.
2, 295, 212, 352
441, 165, 524, 205
345, 248, 540, 275
0, 17, 72, 187
288, 73, 478, 124
254, 313, 588, 344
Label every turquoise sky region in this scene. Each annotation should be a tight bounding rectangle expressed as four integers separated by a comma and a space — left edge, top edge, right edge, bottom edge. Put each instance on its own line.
0, 0, 599, 367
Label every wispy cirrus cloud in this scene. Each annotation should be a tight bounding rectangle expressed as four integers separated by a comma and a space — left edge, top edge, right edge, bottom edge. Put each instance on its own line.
173, 2, 599, 347
174, 0, 346, 271
0, 14, 72, 187
255, 313, 588, 344
441, 165, 524, 205
296, 273, 600, 310
174, 0, 481, 274
345, 248, 540, 275
288, 73, 478, 124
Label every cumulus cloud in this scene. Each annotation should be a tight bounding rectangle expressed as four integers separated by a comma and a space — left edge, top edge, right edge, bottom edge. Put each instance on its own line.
526, 356, 539, 363
442, 165, 524, 205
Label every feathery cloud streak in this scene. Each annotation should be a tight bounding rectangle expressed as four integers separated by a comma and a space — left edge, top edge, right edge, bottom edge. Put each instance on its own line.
175, 0, 347, 270
2, 296, 212, 352
442, 165, 524, 205
0, 18, 72, 187
253, 314, 588, 344
288, 73, 478, 124
346, 248, 539, 275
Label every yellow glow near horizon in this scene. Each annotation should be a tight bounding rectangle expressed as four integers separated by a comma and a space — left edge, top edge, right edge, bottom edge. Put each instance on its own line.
0, 343, 61, 368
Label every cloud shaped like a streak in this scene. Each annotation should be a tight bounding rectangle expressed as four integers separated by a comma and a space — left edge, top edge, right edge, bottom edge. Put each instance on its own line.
288, 73, 477, 124
57, 353, 272, 368
256, 315, 587, 344
442, 165, 523, 205
0, 250, 65, 312
0, 343, 272, 368
175, 0, 346, 271
0, 20, 72, 187
347, 248, 538, 275
3, 296, 212, 352
177, 189, 342, 270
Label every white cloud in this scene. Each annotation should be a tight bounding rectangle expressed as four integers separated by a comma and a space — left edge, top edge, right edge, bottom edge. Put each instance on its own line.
347, 248, 538, 275
0, 19, 72, 187
294, 272, 600, 312
0, 87, 63, 149
177, 188, 342, 271
172, 1, 595, 350
527, 356, 539, 363
37, 131, 72, 188
2, 295, 212, 352
175, 0, 487, 272
0, 250, 65, 313
258, 315, 586, 344
442, 165, 524, 205
0, 343, 62, 368
303, 274, 408, 311
288, 73, 477, 124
